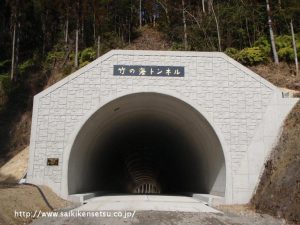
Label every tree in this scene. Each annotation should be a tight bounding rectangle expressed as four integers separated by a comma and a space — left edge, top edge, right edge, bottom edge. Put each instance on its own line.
209, 1, 221, 51
91, 0, 104, 55
9, 0, 20, 81
208, 0, 213, 14
75, 0, 80, 68
290, 20, 298, 76
266, 0, 279, 64
139, 0, 142, 28
182, 0, 188, 50
0, 0, 299, 78
64, 0, 70, 44
156, 0, 170, 24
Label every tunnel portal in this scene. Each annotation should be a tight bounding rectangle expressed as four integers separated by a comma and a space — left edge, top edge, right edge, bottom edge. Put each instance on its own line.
28, 50, 294, 204
68, 93, 226, 197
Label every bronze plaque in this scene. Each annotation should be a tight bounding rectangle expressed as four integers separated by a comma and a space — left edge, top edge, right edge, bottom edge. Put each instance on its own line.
47, 158, 59, 166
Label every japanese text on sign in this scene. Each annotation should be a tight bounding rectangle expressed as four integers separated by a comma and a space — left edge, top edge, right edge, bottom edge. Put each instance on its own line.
113, 65, 184, 77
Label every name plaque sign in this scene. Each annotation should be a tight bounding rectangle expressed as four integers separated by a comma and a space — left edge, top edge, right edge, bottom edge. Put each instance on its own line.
114, 65, 184, 77
47, 158, 59, 166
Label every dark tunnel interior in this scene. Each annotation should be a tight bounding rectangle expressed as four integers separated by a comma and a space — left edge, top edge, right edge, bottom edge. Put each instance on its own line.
68, 93, 226, 197
88, 117, 204, 194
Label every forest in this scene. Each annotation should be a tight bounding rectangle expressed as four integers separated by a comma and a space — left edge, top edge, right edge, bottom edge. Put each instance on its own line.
0, 0, 299, 157
1, 2, 300, 224
0, 0, 300, 80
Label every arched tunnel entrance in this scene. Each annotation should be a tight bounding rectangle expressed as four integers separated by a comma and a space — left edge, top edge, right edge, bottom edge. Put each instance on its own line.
67, 93, 226, 197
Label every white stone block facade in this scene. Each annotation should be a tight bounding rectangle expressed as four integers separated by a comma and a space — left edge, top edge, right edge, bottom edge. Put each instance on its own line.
27, 50, 298, 204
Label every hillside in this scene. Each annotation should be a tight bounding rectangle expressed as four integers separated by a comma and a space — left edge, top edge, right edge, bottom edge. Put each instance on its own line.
251, 101, 300, 224
125, 26, 171, 50
0, 183, 73, 225
0, 27, 299, 224
250, 63, 300, 91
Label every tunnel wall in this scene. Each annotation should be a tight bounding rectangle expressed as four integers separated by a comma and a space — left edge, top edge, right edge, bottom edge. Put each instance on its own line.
27, 50, 298, 204
66, 93, 227, 197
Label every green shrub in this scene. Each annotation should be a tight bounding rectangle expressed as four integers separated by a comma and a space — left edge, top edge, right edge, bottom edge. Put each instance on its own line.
102, 32, 125, 49
0, 60, 11, 73
79, 47, 96, 67
225, 48, 239, 59
254, 36, 271, 55
275, 34, 300, 61
253, 35, 300, 63
43, 50, 65, 73
62, 64, 73, 76
236, 47, 268, 65
0, 73, 9, 83
171, 42, 185, 50
0, 74, 14, 96
45, 50, 65, 65
0, 84, 7, 108
276, 35, 292, 49
18, 59, 35, 76
79, 61, 90, 68
278, 47, 295, 61
69, 52, 75, 62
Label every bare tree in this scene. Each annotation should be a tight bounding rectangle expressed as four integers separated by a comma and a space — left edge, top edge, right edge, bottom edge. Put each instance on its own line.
156, 0, 170, 24
64, 0, 69, 44
184, 9, 214, 49
11, 16, 17, 80
208, 0, 213, 13
291, 20, 298, 76
139, 0, 142, 29
245, 18, 252, 47
97, 35, 101, 58
266, 0, 279, 64
182, 0, 188, 50
65, 14, 69, 44
75, 0, 80, 68
10, 0, 20, 81
40, 0, 48, 56
202, 0, 206, 13
93, 12, 96, 45
91, 0, 100, 48
209, 1, 221, 51
129, 0, 133, 43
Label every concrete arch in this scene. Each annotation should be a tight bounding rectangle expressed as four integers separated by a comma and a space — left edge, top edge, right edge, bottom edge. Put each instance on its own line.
61, 90, 232, 203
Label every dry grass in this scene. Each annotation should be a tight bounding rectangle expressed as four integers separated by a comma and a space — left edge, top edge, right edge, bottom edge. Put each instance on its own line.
125, 26, 171, 51
216, 204, 257, 216
249, 62, 300, 90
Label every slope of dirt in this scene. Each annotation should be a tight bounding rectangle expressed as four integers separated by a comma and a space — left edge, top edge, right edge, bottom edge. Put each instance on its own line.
0, 184, 74, 225
251, 101, 300, 224
125, 27, 171, 51
250, 62, 300, 91
0, 147, 28, 183
0, 101, 32, 168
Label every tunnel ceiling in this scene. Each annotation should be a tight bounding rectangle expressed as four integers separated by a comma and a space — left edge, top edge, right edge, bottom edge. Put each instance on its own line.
68, 93, 226, 196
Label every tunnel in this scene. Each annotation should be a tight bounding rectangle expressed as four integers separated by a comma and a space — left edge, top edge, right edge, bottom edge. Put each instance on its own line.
67, 93, 226, 197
